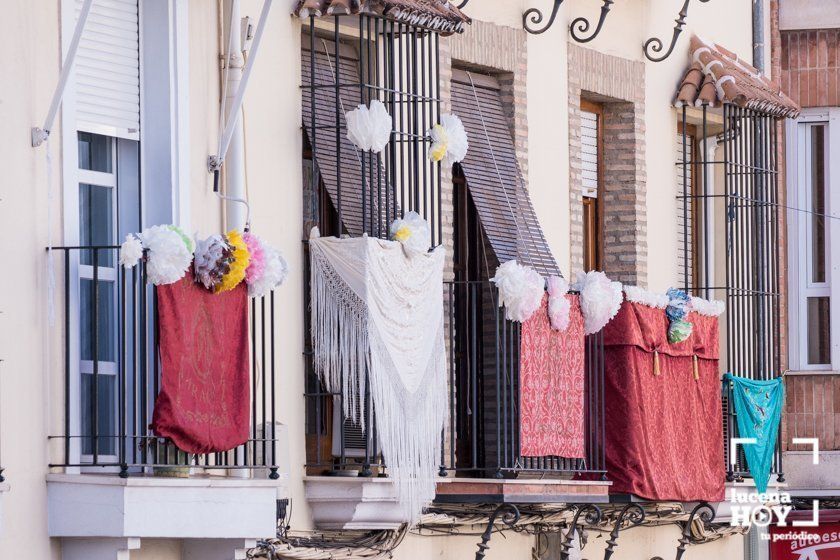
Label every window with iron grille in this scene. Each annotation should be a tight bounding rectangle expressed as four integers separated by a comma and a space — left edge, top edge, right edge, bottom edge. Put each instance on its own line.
301, 15, 444, 243
677, 104, 784, 482
300, 10, 451, 475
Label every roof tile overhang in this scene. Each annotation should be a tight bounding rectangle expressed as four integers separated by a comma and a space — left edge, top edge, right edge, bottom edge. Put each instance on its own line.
675, 35, 800, 118
295, 0, 470, 34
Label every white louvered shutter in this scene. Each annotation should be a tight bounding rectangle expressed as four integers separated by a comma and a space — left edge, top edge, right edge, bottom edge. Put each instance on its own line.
581, 110, 599, 198
74, 0, 140, 139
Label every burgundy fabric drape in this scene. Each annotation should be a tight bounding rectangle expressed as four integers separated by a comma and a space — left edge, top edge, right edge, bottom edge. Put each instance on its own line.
603, 300, 725, 502
151, 277, 250, 454
520, 294, 586, 458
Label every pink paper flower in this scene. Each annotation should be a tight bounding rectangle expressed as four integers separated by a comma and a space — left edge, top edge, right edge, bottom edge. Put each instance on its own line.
243, 232, 267, 285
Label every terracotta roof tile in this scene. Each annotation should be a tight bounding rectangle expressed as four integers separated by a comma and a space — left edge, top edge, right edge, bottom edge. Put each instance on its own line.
675, 35, 800, 118
294, 0, 470, 34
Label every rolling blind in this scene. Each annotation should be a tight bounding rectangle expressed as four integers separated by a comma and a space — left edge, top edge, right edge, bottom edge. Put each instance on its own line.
581, 110, 599, 198
74, 0, 140, 139
451, 70, 559, 277
301, 37, 367, 237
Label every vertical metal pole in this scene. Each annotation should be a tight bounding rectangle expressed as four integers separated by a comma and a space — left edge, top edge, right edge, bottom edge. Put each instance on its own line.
435, 32, 442, 246
64, 250, 71, 466
335, 16, 343, 236
702, 104, 710, 299
119, 260, 127, 477
92, 250, 100, 464
270, 291, 278, 478
682, 105, 689, 292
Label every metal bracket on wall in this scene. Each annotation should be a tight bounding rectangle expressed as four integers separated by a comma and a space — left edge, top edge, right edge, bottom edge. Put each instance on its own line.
559, 504, 602, 560
674, 502, 715, 560
643, 0, 711, 62
603, 504, 645, 560
523, 0, 565, 35
569, 0, 615, 43
474, 503, 520, 560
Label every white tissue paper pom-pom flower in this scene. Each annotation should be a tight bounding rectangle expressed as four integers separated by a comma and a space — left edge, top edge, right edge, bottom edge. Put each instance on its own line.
491, 260, 545, 323
546, 275, 571, 331
440, 113, 468, 165
139, 225, 194, 286
346, 100, 392, 153
624, 285, 669, 309
390, 211, 431, 254
119, 234, 144, 269
248, 246, 289, 298
690, 296, 725, 317
573, 271, 622, 335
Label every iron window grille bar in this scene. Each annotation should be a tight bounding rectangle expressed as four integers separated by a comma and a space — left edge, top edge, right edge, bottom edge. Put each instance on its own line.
49, 246, 280, 478
677, 103, 783, 483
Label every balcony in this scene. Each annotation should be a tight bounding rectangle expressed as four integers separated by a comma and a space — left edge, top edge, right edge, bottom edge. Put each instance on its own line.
47, 246, 286, 550
304, 280, 609, 528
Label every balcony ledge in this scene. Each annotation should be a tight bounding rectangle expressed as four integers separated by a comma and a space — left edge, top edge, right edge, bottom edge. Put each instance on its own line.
305, 476, 405, 530
305, 476, 613, 529
47, 473, 287, 540
434, 477, 612, 504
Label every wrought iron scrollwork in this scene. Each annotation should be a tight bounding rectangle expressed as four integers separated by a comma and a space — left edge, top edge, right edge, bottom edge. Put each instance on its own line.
643, 0, 710, 62
569, 0, 614, 43
603, 504, 645, 560
559, 505, 602, 560
523, 0, 566, 35
675, 502, 715, 560
475, 504, 521, 560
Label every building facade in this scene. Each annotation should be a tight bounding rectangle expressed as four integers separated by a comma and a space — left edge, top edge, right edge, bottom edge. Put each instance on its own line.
0, 0, 831, 559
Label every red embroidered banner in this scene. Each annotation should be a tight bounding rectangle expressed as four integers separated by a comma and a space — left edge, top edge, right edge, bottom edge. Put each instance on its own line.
519, 294, 586, 458
603, 300, 725, 502
151, 277, 250, 454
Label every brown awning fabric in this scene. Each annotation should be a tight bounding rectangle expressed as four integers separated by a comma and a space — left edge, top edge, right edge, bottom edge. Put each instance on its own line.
675, 35, 800, 118
451, 70, 560, 277
295, 0, 470, 35
302, 37, 382, 237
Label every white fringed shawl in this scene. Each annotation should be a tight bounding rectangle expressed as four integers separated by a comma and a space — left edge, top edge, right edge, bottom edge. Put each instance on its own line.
309, 234, 446, 523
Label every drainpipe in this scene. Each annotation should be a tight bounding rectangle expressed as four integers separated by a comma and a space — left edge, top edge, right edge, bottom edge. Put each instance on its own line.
753, 0, 765, 72
222, 0, 248, 231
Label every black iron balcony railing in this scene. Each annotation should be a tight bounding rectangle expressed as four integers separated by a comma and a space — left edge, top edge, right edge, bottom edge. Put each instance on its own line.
50, 245, 280, 478
303, 279, 606, 480
440, 280, 606, 479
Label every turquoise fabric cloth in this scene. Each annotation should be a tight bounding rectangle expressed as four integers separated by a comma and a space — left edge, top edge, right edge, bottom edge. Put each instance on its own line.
724, 373, 784, 493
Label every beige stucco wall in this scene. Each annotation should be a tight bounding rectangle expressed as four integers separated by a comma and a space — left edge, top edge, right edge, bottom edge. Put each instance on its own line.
0, 0, 766, 558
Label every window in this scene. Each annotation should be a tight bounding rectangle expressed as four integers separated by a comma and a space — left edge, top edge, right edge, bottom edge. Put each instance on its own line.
581, 101, 603, 271
76, 132, 120, 458
789, 113, 839, 371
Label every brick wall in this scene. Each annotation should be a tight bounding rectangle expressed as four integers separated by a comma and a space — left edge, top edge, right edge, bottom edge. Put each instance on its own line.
786, 375, 840, 451
568, 45, 647, 285
777, 19, 840, 451
781, 29, 840, 108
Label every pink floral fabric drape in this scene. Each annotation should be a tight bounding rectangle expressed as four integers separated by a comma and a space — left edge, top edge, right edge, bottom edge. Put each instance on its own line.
519, 294, 586, 458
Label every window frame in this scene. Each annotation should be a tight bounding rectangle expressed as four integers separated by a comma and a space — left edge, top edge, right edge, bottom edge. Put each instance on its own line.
787, 107, 840, 373
581, 99, 604, 272
58, 0, 191, 470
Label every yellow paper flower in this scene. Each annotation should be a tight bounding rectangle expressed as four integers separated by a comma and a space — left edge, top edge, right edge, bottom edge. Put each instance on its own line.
393, 225, 411, 243
429, 124, 449, 162
216, 229, 250, 293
